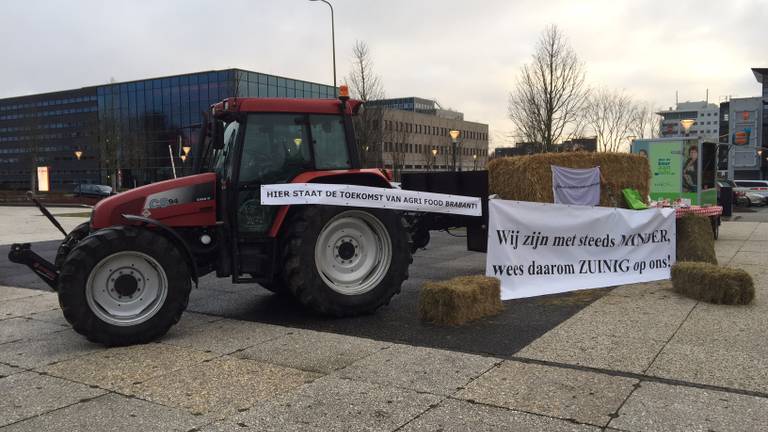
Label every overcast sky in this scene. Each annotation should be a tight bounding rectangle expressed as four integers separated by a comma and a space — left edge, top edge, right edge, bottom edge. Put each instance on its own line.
1, 0, 765, 147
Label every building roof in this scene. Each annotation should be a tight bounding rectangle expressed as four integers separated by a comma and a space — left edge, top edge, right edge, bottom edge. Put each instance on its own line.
753, 68, 768, 84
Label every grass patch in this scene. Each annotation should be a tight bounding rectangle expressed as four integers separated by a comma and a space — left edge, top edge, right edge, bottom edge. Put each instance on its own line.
419, 275, 503, 325
671, 262, 754, 305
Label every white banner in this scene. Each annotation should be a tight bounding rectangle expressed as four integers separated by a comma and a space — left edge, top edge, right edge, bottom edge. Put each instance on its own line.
261, 183, 482, 216
486, 200, 676, 300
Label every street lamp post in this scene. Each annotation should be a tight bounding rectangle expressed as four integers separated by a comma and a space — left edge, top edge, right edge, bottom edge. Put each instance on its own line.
431, 148, 438, 171
449, 130, 460, 172
309, 0, 336, 90
473, 153, 477, 171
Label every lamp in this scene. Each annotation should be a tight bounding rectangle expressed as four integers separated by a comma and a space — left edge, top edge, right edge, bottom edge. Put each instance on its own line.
74, 150, 83, 160
182, 145, 191, 156
680, 119, 696, 136
180, 154, 187, 162
294, 138, 303, 148
449, 130, 460, 172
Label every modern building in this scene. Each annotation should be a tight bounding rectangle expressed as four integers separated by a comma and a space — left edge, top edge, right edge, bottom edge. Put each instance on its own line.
721, 97, 764, 179
754, 68, 768, 150
361, 97, 489, 176
491, 137, 597, 159
0, 69, 336, 191
657, 101, 720, 140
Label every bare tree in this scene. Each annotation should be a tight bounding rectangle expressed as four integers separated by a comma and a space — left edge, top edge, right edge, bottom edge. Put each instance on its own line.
508, 25, 587, 152
629, 102, 660, 139
583, 87, 636, 152
345, 40, 386, 167
388, 121, 410, 180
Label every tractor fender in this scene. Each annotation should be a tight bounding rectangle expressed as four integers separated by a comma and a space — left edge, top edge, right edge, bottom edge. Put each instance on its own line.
121, 214, 199, 285
267, 170, 393, 238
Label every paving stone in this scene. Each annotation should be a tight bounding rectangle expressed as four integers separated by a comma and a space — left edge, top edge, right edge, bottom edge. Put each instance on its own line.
337, 344, 498, 396
0, 393, 206, 432
0, 293, 60, 320
236, 329, 390, 373
159, 318, 288, 354
714, 240, 744, 263
400, 398, 600, 432
517, 282, 696, 374
43, 343, 216, 391
0, 329, 101, 369
0, 363, 22, 378
0, 286, 45, 302
0, 371, 105, 427
729, 250, 768, 266
739, 240, 768, 252
225, 376, 442, 431
129, 356, 319, 418
0, 317, 68, 344
646, 342, 768, 394
23, 308, 70, 327
162, 311, 225, 337
456, 361, 637, 427
610, 381, 768, 432
718, 221, 758, 241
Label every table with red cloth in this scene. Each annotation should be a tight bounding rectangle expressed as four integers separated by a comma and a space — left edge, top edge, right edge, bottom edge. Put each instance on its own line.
674, 205, 723, 219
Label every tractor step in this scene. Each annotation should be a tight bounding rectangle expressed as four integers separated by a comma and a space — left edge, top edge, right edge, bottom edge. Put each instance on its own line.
7, 243, 59, 290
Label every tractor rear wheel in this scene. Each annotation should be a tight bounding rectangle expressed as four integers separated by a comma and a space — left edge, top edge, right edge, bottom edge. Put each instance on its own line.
58, 226, 191, 346
280, 206, 411, 317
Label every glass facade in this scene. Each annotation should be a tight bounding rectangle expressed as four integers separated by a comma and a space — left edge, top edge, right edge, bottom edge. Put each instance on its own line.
0, 68, 336, 190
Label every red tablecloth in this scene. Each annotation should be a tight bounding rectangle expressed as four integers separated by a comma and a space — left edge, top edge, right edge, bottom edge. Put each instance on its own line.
674, 205, 723, 219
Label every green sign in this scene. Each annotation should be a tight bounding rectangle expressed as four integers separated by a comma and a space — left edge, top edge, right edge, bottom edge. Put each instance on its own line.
649, 141, 683, 194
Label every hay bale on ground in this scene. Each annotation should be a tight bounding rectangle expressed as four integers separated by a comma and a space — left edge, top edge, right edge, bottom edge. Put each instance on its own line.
488, 152, 650, 208
419, 275, 503, 325
671, 262, 754, 305
677, 214, 717, 264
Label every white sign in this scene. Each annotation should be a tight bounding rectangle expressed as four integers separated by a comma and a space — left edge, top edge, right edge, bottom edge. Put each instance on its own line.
261, 183, 481, 216
486, 200, 676, 300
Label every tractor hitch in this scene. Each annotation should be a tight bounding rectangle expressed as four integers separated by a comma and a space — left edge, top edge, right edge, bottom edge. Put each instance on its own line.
8, 243, 59, 290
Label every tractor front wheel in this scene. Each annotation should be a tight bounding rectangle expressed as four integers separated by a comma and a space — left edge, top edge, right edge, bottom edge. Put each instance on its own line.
280, 206, 411, 317
58, 226, 191, 346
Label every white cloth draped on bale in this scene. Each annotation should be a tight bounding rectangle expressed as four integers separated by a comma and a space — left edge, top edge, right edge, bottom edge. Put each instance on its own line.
550, 165, 601, 206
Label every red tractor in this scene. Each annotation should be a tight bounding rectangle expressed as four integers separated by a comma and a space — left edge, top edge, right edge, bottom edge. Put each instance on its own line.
9, 88, 413, 345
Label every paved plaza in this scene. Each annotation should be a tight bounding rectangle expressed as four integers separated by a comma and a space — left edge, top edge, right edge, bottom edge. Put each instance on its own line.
1, 206, 768, 431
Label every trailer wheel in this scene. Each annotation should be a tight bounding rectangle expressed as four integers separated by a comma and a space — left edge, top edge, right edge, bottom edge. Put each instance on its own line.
54, 222, 91, 269
58, 226, 191, 346
281, 206, 411, 316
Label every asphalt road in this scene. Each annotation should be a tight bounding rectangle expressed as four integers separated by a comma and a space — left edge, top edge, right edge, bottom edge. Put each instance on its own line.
0, 230, 606, 358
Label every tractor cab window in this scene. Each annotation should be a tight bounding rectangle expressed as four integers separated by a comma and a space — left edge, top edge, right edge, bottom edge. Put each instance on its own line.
239, 114, 311, 184
213, 120, 239, 179
310, 114, 351, 169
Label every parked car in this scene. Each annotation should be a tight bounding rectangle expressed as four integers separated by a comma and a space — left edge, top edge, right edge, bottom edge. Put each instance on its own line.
743, 190, 767, 207
73, 184, 113, 198
734, 180, 768, 202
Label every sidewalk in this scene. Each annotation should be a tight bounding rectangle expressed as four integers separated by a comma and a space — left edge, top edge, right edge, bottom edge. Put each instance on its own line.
1, 222, 767, 431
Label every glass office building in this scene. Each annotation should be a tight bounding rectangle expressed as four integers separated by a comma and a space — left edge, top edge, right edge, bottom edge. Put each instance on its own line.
0, 69, 336, 190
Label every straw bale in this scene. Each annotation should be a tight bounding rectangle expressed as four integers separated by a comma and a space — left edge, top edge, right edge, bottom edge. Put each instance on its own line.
676, 214, 717, 264
419, 275, 503, 326
671, 262, 754, 305
488, 152, 650, 208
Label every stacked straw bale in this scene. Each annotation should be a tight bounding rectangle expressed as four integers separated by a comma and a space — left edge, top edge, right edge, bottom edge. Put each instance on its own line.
488, 152, 650, 208
671, 262, 754, 305
676, 214, 717, 264
419, 275, 503, 325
